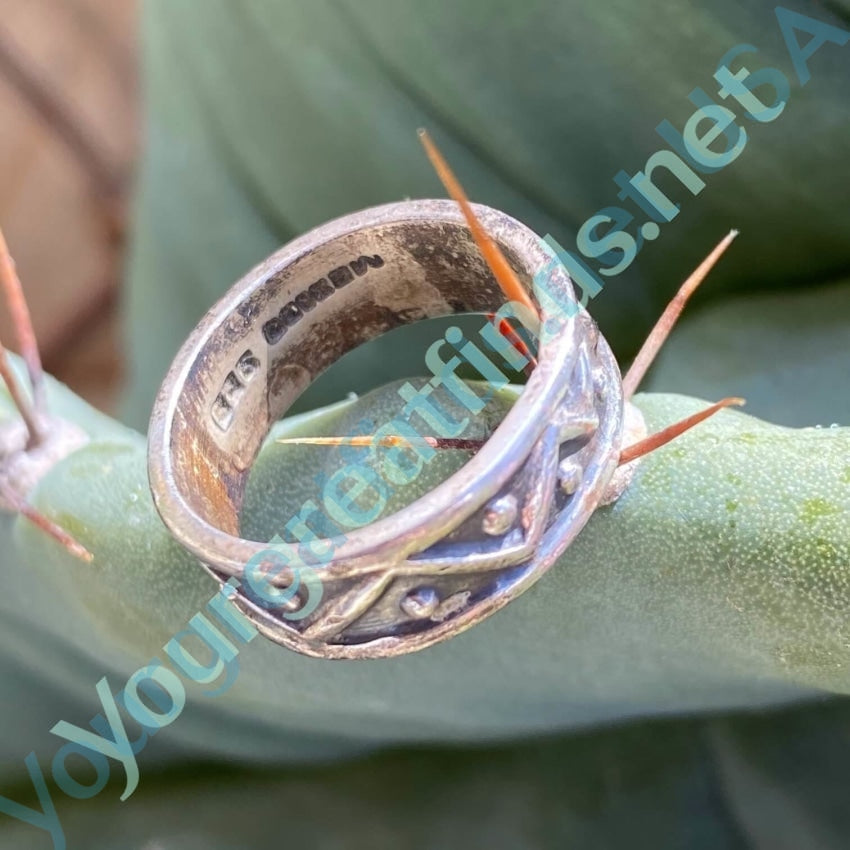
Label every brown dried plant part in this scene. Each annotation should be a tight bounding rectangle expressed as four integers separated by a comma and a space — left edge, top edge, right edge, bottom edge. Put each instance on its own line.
277, 435, 484, 450
280, 137, 742, 477
0, 336, 43, 448
419, 129, 540, 335
0, 226, 49, 447
278, 395, 746, 463
420, 129, 538, 376
0, 228, 93, 563
420, 129, 742, 466
618, 397, 745, 465
0, 477, 92, 563
0, 228, 46, 427
484, 311, 536, 378
622, 229, 738, 399
610, 229, 740, 465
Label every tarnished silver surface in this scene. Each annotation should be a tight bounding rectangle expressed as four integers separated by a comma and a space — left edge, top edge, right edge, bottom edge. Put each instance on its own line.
148, 200, 628, 658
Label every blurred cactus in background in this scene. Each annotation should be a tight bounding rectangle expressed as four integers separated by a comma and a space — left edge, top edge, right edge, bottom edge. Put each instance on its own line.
1, 0, 849, 847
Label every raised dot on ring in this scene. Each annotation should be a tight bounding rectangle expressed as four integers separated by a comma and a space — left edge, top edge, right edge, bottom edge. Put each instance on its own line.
400, 587, 440, 619
558, 459, 583, 495
482, 494, 519, 536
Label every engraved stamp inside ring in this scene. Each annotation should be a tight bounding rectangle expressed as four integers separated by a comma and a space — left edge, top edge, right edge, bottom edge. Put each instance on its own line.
147, 200, 629, 659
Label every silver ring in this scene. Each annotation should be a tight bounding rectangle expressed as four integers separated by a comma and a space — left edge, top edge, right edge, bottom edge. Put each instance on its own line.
148, 200, 625, 658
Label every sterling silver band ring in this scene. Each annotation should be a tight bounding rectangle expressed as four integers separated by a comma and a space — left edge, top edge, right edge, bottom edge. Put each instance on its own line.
148, 200, 626, 659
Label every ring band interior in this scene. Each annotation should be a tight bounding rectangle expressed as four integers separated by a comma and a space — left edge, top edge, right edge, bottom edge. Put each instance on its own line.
170, 217, 534, 539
